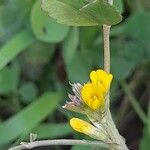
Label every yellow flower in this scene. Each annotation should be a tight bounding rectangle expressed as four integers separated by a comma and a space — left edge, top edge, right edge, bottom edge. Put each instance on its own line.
81, 83, 105, 110
90, 69, 113, 93
81, 69, 113, 110
70, 117, 109, 141
70, 118, 93, 135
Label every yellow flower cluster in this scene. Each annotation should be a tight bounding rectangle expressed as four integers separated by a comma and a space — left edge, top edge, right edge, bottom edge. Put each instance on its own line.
69, 69, 113, 135
81, 69, 113, 110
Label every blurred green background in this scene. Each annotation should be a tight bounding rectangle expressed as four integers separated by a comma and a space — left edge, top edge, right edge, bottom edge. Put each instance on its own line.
0, 0, 150, 150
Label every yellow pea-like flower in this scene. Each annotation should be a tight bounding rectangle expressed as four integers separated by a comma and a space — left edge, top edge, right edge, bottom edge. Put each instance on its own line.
81, 83, 105, 110
81, 69, 113, 110
70, 118, 109, 141
67, 70, 114, 142
90, 69, 113, 93
70, 118, 93, 135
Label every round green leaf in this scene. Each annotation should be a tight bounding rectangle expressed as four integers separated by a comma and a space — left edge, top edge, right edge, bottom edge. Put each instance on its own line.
19, 82, 38, 103
31, 0, 69, 43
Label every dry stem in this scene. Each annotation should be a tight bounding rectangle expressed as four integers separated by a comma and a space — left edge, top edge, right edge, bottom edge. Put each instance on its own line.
9, 139, 108, 150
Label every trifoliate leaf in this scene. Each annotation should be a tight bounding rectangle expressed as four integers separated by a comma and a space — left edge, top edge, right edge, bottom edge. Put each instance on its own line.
41, 0, 122, 26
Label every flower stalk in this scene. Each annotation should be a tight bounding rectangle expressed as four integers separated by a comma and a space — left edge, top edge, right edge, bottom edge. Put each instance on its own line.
102, 0, 129, 149
103, 25, 111, 74
64, 69, 129, 149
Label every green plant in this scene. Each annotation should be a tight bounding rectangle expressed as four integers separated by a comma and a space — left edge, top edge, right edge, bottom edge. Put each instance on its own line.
0, 0, 149, 150
9, 0, 128, 149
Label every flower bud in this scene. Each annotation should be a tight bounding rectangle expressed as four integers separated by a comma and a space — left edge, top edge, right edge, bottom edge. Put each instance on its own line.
70, 118, 109, 141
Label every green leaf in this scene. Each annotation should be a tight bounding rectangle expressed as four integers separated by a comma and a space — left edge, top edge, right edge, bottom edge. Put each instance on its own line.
80, 26, 99, 47
66, 50, 93, 83
41, 0, 122, 26
80, 0, 122, 25
71, 145, 104, 150
32, 123, 72, 139
0, 30, 35, 71
23, 41, 55, 64
111, 56, 134, 79
63, 27, 79, 65
124, 11, 150, 41
71, 145, 93, 150
0, 61, 20, 95
110, 39, 148, 79
0, 92, 62, 146
31, 0, 69, 43
0, 0, 34, 40
19, 82, 38, 104
114, 0, 123, 13
139, 126, 150, 150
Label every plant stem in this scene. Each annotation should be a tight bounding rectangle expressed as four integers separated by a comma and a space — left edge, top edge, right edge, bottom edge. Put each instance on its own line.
102, 1, 129, 150
103, 24, 111, 110
104, 111, 129, 150
9, 139, 108, 150
103, 0, 113, 109
103, 25, 110, 74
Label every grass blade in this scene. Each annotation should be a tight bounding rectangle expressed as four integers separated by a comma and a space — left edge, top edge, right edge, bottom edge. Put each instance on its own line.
0, 92, 62, 146
0, 30, 35, 70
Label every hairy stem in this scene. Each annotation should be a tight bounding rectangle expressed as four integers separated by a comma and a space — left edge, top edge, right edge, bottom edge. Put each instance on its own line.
102, 1, 129, 150
103, 24, 111, 109
103, 25, 111, 74
103, 0, 113, 109
9, 139, 108, 150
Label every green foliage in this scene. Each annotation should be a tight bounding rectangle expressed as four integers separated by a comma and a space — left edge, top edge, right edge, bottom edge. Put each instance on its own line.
0, 30, 35, 70
0, 0, 34, 40
140, 102, 150, 149
0, 0, 149, 149
110, 11, 150, 79
41, 0, 122, 26
71, 145, 93, 150
31, 0, 69, 42
33, 123, 72, 139
140, 126, 150, 150
63, 28, 79, 65
114, 0, 123, 13
23, 41, 55, 65
0, 62, 20, 95
124, 11, 150, 41
0, 92, 62, 146
19, 82, 38, 103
